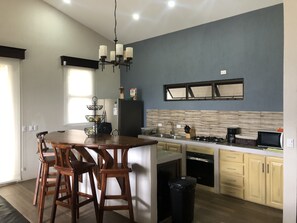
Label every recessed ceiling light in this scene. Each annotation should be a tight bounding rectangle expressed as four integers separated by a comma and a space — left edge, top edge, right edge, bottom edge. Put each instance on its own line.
63, 0, 71, 4
168, 1, 176, 8
132, 13, 140, 21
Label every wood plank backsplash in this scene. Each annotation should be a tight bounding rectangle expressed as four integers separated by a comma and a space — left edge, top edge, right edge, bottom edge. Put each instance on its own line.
146, 109, 283, 138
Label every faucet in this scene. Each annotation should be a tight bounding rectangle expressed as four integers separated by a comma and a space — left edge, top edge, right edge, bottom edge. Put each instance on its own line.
168, 121, 175, 135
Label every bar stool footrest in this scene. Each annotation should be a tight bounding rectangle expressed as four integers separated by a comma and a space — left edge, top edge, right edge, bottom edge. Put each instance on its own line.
103, 205, 130, 211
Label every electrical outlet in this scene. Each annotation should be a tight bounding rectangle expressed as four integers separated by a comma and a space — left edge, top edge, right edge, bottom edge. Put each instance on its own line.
28, 125, 34, 131
157, 123, 163, 127
220, 70, 227, 75
33, 125, 38, 131
176, 124, 181, 128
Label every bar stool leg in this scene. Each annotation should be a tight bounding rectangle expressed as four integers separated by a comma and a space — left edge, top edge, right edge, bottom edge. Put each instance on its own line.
89, 170, 100, 223
125, 173, 134, 222
33, 162, 42, 206
38, 163, 49, 223
50, 173, 62, 223
99, 173, 107, 223
71, 174, 78, 223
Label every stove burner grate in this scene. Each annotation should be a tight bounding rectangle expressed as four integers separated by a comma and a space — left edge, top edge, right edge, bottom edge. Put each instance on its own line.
193, 136, 225, 143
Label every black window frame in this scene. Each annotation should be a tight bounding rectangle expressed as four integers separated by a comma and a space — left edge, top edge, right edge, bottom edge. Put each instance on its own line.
164, 78, 244, 101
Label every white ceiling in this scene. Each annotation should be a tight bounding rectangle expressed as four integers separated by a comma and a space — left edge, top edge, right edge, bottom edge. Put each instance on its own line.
43, 0, 282, 44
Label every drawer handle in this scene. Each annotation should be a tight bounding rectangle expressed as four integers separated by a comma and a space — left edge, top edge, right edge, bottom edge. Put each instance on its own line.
226, 156, 236, 159
227, 168, 236, 171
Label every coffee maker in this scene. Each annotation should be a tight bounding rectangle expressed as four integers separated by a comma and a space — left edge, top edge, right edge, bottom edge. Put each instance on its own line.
226, 127, 240, 143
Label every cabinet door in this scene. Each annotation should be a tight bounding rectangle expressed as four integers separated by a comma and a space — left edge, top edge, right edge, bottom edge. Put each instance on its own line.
266, 156, 283, 209
166, 142, 182, 153
244, 154, 266, 205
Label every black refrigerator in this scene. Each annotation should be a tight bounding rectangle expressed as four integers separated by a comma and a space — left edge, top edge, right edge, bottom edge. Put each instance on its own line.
97, 99, 144, 137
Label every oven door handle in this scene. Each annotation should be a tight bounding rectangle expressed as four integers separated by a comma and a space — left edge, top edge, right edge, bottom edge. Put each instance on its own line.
187, 156, 211, 163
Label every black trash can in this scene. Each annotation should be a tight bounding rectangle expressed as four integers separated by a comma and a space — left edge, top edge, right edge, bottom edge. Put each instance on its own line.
168, 176, 197, 223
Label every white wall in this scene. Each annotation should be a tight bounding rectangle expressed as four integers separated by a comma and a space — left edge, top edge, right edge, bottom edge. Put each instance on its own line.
0, 0, 120, 180
283, 0, 297, 222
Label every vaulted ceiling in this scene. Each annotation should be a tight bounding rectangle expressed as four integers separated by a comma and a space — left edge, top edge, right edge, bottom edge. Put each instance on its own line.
43, 0, 282, 44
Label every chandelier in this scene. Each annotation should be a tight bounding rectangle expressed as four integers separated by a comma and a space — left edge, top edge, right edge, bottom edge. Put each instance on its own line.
98, 0, 133, 72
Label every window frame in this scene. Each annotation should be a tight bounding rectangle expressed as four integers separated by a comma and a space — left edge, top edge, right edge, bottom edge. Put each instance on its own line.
63, 66, 96, 126
164, 78, 244, 101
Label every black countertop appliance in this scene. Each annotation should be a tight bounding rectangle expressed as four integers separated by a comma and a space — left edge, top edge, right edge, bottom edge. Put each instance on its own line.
226, 127, 240, 143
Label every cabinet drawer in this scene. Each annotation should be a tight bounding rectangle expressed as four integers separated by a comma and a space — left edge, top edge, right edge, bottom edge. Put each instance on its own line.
157, 142, 166, 150
187, 145, 214, 155
220, 161, 244, 175
167, 143, 182, 153
220, 185, 244, 199
220, 150, 244, 163
220, 174, 244, 187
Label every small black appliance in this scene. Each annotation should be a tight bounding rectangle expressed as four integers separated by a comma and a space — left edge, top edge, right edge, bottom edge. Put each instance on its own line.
226, 127, 240, 143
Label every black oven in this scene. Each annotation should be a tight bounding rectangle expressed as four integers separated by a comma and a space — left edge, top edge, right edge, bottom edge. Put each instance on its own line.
186, 151, 214, 187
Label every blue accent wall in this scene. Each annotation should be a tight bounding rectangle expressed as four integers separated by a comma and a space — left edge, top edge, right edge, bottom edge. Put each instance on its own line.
121, 4, 283, 112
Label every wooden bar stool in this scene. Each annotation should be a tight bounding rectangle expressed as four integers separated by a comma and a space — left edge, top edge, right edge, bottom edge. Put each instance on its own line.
34, 131, 69, 223
98, 144, 134, 223
33, 131, 55, 206
50, 143, 99, 223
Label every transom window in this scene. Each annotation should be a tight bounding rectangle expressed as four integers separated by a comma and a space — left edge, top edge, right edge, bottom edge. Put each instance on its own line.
164, 78, 244, 101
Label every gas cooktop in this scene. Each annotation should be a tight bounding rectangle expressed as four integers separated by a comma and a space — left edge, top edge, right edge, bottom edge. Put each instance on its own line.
192, 136, 225, 143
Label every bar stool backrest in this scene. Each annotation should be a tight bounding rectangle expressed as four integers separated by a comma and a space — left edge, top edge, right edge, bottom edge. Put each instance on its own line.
36, 131, 50, 162
98, 144, 131, 169
51, 143, 75, 173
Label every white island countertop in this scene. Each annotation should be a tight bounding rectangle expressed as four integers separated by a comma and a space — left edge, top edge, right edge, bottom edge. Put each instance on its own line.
157, 149, 183, 164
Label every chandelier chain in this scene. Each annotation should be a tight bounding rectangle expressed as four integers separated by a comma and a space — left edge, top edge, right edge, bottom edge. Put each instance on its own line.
98, 0, 133, 72
114, 0, 118, 42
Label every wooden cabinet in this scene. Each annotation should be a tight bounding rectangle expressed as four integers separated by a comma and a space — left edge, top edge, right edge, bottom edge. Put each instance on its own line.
219, 150, 245, 199
244, 154, 283, 209
157, 141, 182, 153
266, 156, 283, 209
157, 141, 167, 151
187, 145, 214, 155
244, 154, 266, 204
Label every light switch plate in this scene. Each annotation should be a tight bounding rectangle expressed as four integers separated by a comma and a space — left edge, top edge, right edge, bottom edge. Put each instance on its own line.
287, 138, 294, 148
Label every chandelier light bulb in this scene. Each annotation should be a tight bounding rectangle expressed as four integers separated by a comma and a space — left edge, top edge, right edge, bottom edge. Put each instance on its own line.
110, 51, 115, 61
98, 0, 133, 72
132, 13, 140, 21
168, 1, 175, 8
116, 44, 123, 56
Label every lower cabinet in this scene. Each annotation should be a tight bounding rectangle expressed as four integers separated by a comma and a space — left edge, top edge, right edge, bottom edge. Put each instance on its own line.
244, 154, 266, 204
157, 160, 181, 222
157, 141, 182, 153
219, 149, 283, 209
219, 150, 245, 199
266, 156, 283, 209
245, 154, 283, 209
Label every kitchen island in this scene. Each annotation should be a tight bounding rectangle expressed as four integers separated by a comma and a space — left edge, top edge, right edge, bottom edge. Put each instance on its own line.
45, 130, 159, 223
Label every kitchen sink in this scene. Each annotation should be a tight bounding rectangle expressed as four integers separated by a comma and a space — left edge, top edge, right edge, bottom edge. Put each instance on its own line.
151, 133, 184, 139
